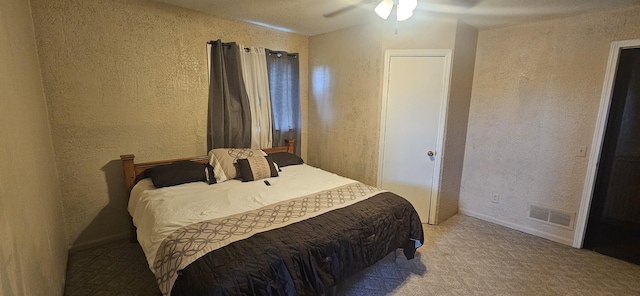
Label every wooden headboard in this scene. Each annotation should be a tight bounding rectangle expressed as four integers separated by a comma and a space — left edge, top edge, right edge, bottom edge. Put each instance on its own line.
120, 140, 294, 195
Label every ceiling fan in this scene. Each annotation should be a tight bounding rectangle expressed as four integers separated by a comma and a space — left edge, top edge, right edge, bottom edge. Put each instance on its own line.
323, 0, 419, 21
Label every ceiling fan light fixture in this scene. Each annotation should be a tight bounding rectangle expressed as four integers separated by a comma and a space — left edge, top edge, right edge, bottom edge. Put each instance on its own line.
396, 0, 417, 21
398, 0, 418, 12
374, 0, 394, 20
396, 9, 413, 21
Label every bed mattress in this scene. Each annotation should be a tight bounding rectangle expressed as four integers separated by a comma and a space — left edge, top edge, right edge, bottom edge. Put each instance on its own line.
128, 164, 423, 295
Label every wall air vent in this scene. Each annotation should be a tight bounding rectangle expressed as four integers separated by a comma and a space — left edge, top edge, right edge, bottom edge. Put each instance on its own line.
529, 205, 549, 221
527, 204, 574, 230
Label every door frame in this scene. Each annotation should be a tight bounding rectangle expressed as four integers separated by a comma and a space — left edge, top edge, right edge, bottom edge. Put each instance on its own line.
573, 39, 640, 248
377, 49, 453, 225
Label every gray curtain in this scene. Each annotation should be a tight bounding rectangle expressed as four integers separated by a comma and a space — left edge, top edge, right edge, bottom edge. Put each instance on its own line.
265, 50, 301, 155
208, 40, 252, 150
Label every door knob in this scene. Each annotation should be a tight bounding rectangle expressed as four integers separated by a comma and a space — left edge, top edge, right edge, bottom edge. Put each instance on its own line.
427, 151, 435, 156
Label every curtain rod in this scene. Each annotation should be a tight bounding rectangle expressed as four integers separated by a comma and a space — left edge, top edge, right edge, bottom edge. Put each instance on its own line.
208, 40, 298, 58
267, 50, 298, 58
207, 40, 249, 50
207, 41, 249, 51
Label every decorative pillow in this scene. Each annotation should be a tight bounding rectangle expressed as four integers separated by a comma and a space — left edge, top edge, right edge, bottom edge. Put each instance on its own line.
205, 164, 217, 185
237, 156, 279, 182
144, 160, 207, 188
270, 152, 304, 167
208, 148, 266, 183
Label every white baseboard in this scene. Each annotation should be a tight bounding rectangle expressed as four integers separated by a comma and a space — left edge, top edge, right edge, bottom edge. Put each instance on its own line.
69, 231, 130, 253
459, 208, 574, 246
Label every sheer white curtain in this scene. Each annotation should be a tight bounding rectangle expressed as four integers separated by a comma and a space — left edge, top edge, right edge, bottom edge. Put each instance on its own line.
239, 45, 273, 149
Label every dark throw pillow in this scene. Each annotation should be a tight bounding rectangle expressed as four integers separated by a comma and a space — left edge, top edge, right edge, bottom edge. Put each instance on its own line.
269, 152, 304, 167
205, 164, 217, 185
237, 156, 279, 182
144, 160, 207, 188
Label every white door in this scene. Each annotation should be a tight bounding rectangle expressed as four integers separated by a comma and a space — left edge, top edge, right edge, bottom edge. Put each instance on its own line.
378, 50, 451, 224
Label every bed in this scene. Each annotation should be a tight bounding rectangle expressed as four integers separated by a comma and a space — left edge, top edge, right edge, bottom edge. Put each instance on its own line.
120, 140, 424, 295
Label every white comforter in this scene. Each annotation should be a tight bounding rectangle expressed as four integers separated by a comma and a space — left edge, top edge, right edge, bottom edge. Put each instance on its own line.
128, 164, 355, 271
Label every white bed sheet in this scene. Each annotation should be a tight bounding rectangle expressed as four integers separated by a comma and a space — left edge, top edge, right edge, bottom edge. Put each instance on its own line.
128, 164, 355, 271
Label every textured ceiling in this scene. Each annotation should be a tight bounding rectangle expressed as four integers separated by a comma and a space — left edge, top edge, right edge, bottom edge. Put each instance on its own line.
154, 0, 640, 36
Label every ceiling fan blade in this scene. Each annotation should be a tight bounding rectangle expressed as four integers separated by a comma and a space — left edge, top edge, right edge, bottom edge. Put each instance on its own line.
323, 0, 375, 18
323, 4, 359, 17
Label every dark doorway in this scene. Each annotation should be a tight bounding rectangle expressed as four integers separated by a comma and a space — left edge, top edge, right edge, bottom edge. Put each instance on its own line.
583, 48, 640, 265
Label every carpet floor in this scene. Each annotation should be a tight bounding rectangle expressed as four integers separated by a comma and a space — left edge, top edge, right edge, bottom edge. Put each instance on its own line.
64, 214, 640, 295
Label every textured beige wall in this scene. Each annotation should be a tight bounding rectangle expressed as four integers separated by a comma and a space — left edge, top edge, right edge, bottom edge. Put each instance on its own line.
460, 5, 640, 244
308, 17, 458, 185
29, 0, 309, 249
308, 16, 476, 224
0, 0, 68, 293
308, 24, 383, 184
437, 20, 478, 223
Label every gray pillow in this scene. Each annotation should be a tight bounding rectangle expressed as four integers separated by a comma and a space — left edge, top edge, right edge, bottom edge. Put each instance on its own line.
270, 152, 304, 167
144, 161, 207, 188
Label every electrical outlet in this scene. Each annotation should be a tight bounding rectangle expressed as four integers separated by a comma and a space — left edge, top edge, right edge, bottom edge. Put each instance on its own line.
492, 194, 500, 203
